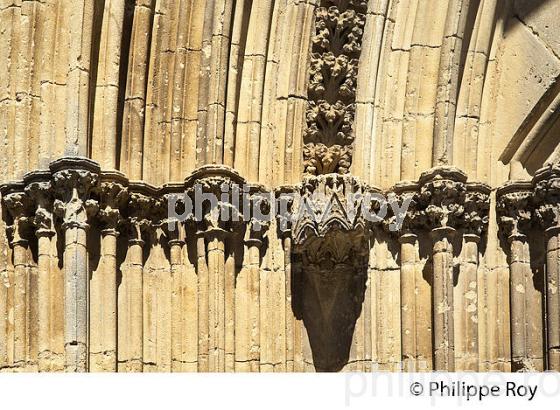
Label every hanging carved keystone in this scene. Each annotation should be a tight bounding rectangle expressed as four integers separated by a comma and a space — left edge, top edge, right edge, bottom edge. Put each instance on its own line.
292, 173, 379, 371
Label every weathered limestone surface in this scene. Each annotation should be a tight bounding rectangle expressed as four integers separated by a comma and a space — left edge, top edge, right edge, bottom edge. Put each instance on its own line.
1, 0, 560, 372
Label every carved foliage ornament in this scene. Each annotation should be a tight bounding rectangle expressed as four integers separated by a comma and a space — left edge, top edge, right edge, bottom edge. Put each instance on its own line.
418, 168, 468, 230
292, 173, 378, 247
304, 0, 367, 175
534, 164, 560, 230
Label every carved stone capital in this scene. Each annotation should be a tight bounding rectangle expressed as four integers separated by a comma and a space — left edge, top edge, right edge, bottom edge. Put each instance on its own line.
126, 184, 161, 243
463, 183, 491, 237
533, 164, 560, 230
1, 184, 33, 245
418, 167, 467, 230
97, 172, 129, 233
386, 181, 422, 236
50, 158, 100, 230
244, 186, 272, 247
24, 171, 55, 237
186, 165, 246, 238
496, 181, 533, 240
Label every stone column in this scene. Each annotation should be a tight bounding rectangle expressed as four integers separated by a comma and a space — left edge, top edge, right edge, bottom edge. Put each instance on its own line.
168, 220, 186, 371
392, 184, 422, 371
455, 184, 490, 371
196, 228, 209, 372
205, 220, 227, 372
90, 174, 128, 371
497, 181, 541, 371
419, 167, 467, 371
399, 231, 418, 371
430, 226, 457, 371
25, 173, 56, 371
534, 165, 560, 370
118, 191, 150, 372
2, 187, 34, 370
276, 187, 295, 371
186, 166, 247, 372
247, 221, 266, 372
544, 224, 560, 370
51, 158, 100, 372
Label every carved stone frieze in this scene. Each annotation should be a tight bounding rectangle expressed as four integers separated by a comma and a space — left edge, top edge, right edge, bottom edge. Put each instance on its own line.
304, 0, 367, 175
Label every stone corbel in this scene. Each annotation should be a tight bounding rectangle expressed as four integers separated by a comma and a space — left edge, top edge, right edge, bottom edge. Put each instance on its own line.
291, 173, 374, 371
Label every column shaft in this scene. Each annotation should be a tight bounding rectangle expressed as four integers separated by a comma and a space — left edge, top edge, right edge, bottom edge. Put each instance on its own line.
455, 234, 479, 371
63, 224, 89, 371
207, 232, 226, 372
90, 229, 118, 371
118, 237, 144, 371
431, 227, 456, 371
546, 226, 560, 370
12, 239, 29, 369
400, 233, 417, 371
197, 233, 209, 371
36, 231, 54, 371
